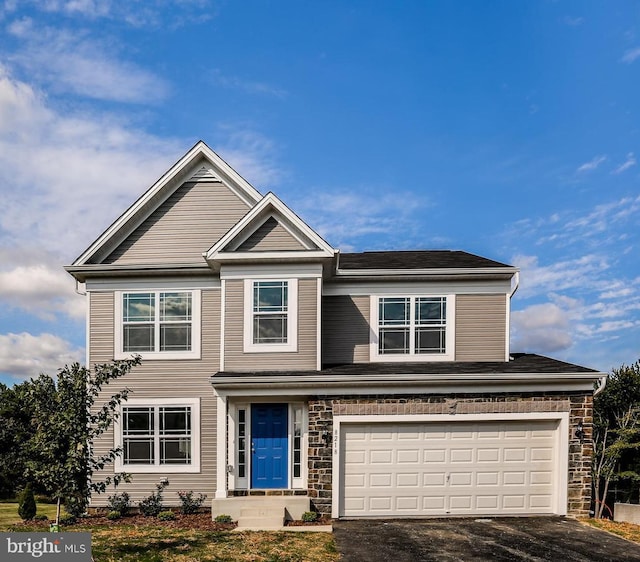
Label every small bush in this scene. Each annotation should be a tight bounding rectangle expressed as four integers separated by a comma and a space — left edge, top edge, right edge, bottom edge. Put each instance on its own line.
177, 490, 207, 514
138, 480, 168, 517
33, 514, 48, 522
60, 514, 77, 525
106, 511, 121, 520
18, 483, 37, 521
107, 492, 131, 516
157, 510, 175, 521
214, 514, 233, 524
301, 511, 318, 522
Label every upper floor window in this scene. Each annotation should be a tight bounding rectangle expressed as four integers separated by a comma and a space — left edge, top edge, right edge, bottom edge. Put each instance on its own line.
372, 295, 454, 361
253, 281, 288, 344
115, 290, 201, 359
243, 279, 298, 352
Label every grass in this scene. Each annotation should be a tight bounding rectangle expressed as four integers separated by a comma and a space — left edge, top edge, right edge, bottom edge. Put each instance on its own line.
582, 518, 640, 544
0, 504, 339, 562
0, 502, 62, 524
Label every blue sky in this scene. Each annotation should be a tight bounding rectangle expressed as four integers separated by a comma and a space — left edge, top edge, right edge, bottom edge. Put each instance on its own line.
0, 0, 639, 385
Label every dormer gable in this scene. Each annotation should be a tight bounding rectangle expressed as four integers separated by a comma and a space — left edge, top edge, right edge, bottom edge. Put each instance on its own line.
205, 192, 337, 268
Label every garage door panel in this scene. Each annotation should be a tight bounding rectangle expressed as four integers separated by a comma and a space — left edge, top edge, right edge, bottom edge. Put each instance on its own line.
450, 448, 473, 463
341, 420, 559, 517
397, 472, 420, 487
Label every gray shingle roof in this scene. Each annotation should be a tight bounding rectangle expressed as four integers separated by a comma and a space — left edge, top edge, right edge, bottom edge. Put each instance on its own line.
338, 250, 512, 270
212, 354, 600, 379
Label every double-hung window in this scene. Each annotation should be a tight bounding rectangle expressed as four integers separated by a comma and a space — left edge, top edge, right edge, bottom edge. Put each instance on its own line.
373, 295, 453, 361
116, 399, 200, 473
116, 290, 201, 359
243, 279, 298, 352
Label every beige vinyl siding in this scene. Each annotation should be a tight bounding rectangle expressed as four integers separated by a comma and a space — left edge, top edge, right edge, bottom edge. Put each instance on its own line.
322, 295, 370, 365
236, 217, 309, 252
224, 278, 317, 371
103, 181, 250, 265
88, 289, 220, 506
455, 294, 506, 361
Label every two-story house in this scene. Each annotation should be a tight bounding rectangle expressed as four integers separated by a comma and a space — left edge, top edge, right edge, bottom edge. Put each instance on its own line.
66, 141, 603, 525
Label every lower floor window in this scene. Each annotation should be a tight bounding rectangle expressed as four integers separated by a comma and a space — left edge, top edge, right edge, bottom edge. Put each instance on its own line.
122, 405, 193, 466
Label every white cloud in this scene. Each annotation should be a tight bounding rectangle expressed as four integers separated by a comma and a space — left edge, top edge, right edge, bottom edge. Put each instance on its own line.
622, 47, 640, 64
612, 152, 636, 174
5, 1, 213, 27
563, 16, 584, 27
211, 69, 288, 99
0, 65, 181, 259
511, 303, 573, 353
513, 254, 607, 297
576, 154, 606, 173
216, 127, 286, 189
0, 249, 84, 320
7, 19, 169, 103
288, 189, 431, 250
0, 332, 84, 382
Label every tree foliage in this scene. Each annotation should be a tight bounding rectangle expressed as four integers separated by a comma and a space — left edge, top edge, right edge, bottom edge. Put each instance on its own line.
0, 357, 140, 523
593, 361, 640, 517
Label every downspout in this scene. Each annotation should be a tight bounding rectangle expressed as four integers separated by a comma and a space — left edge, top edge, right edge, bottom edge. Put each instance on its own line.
593, 374, 608, 396
506, 271, 520, 360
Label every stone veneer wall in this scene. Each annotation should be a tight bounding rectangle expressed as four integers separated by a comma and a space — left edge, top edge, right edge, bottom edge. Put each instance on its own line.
307, 392, 593, 517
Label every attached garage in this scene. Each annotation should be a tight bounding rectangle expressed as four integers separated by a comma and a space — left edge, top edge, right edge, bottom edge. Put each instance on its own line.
336, 415, 568, 518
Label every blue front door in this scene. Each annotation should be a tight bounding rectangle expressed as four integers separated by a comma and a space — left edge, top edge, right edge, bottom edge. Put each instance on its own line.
251, 403, 288, 488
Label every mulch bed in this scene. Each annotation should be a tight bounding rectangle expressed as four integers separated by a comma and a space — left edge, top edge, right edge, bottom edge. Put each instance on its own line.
13, 513, 236, 531
285, 517, 332, 527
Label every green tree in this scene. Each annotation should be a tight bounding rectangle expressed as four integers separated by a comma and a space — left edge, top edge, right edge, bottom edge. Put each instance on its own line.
593, 361, 640, 517
0, 381, 35, 497
24, 357, 140, 524
18, 483, 36, 521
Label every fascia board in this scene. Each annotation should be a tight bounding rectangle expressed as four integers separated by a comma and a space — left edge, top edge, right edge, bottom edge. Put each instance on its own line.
209, 251, 332, 262
335, 267, 519, 277
211, 371, 604, 390
65, 263, 210, 282
206, 192, 336, 260
72, 141, 262, 267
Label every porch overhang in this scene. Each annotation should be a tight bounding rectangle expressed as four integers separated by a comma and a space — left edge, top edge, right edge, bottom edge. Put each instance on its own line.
210, 354, 605, 396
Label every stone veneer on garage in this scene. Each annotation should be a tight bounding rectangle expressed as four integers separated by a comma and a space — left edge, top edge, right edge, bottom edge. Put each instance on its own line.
307, 393, 593, 517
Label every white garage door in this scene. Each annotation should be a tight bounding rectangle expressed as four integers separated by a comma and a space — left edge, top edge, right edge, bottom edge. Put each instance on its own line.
340, 420, 559, 517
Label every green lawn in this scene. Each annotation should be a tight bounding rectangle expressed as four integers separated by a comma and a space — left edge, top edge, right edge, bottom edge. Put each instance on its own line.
0, 501, 61, 525
0, 504, 339, 562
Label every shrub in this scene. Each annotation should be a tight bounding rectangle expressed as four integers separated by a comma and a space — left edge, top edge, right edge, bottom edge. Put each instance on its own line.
157, 510, 175, 521
138, 480, 168, 517
106, 511, 121, 520
33, 514, 48, 522
177, 490, 207, 514
107, 492, 131, 516
60, 514, 77, 525
301, 511, 318, 522
214, 514, 233, 524
18, 483, 37, 521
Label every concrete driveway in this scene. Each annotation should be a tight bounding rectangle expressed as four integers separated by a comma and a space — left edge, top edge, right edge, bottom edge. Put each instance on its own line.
333, 517, 640, 562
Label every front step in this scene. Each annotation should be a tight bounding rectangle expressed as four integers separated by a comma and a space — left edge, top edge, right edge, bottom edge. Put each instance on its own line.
212, 495, 311, 523
237, 507, 284, 530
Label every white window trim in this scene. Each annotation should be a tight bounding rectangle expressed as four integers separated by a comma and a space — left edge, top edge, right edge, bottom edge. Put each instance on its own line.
114, 397, 201, 474
114, 289, 201, 360
243, 278, 298, 353
369, 294, 455, 362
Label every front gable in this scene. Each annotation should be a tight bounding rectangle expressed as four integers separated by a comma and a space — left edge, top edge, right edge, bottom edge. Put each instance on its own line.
72, 141, 262, 268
